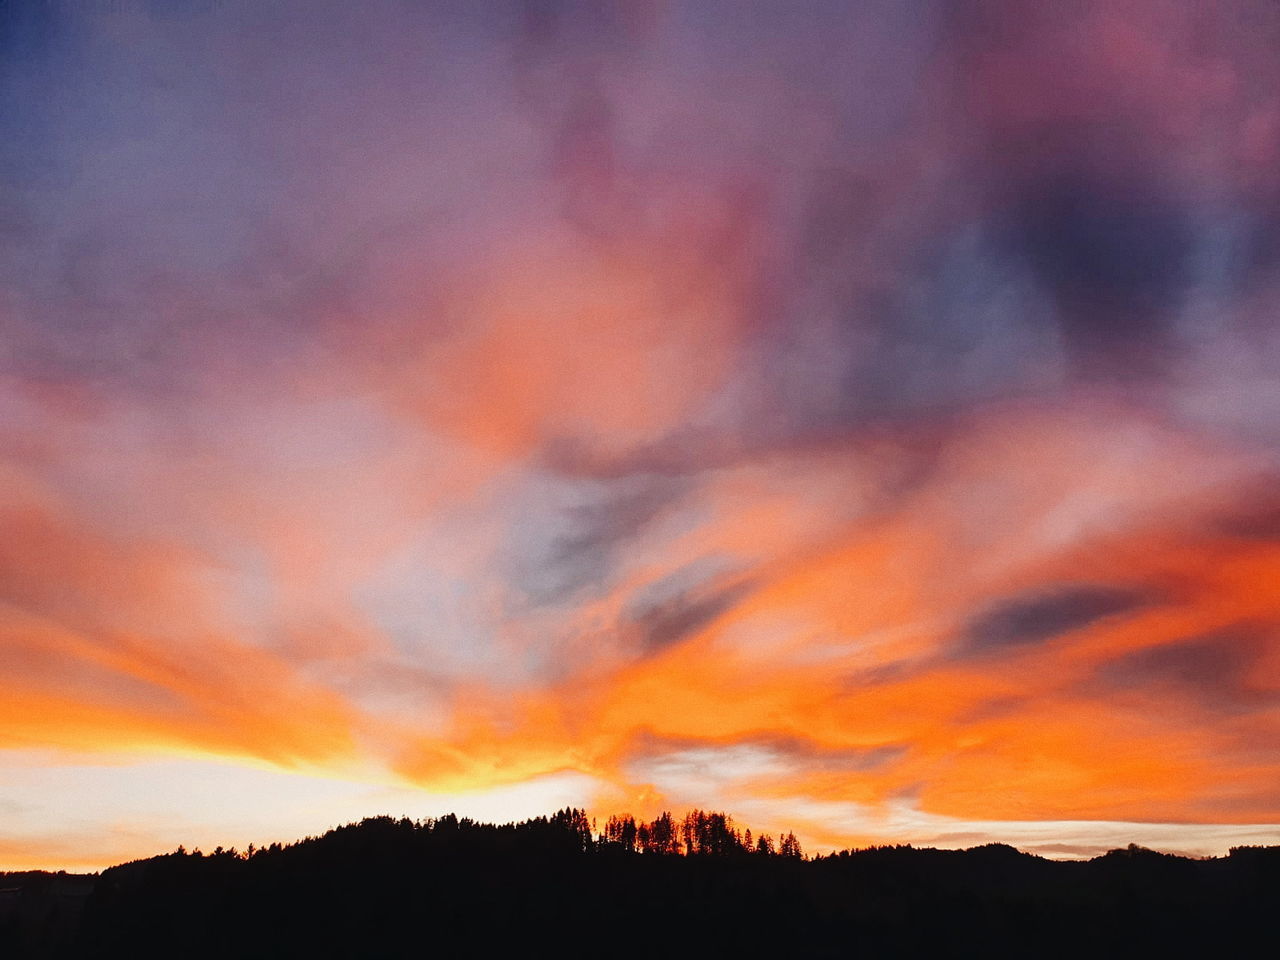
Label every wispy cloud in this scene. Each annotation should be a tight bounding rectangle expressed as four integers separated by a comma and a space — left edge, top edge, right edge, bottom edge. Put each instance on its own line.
1, 0, 1278, 866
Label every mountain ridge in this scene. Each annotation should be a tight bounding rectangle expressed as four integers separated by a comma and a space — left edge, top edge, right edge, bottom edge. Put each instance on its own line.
4, 809, 1277, 957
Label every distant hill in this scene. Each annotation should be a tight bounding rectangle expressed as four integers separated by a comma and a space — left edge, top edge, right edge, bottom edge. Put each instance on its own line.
3, 810, 1277, 957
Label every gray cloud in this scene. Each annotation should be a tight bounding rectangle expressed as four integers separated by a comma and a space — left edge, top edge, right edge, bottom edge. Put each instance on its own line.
1092, 624, 1278, 714
508, 473, 690, 608
623, 568, 754, 656
958, 585, 1155, 656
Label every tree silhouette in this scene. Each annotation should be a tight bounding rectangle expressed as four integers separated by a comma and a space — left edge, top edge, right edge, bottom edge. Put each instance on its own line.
2, 810, 1276, 958
779, 832, 802, 858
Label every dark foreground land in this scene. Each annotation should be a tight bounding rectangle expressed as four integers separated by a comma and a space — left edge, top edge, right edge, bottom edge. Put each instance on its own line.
3, 810, 1277, 958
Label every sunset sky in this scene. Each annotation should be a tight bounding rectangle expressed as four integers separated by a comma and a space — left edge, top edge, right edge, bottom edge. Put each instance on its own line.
2, 0, 1279, 871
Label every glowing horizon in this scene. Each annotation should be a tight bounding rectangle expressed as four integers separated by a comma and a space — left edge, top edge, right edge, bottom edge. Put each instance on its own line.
2, 0, 1278, 871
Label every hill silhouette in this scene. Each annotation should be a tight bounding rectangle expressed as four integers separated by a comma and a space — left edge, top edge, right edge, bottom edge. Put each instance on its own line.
3, 809, 1277, 958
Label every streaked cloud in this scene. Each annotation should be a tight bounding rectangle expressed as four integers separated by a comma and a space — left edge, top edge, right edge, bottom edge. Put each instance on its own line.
1, 0, 1278, 866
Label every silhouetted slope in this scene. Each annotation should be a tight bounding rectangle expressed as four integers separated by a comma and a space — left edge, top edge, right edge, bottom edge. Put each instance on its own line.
3, 813, 1277, 958
0, 872, 93, 958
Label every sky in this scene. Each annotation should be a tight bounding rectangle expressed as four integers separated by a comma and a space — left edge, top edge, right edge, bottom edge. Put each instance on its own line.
1, 0, 1278, 871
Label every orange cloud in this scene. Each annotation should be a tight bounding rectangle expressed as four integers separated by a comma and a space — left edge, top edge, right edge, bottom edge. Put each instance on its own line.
371, 405, 1279, 850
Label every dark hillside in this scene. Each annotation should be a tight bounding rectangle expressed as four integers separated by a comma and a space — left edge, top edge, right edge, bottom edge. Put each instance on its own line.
3, 813, 1277, 958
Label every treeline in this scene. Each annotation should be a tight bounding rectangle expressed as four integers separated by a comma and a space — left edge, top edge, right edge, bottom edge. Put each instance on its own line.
144, 807, 799, 861
601, 809, 802, 857
2, 811, 1277, 958
145, 807, 802, 862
